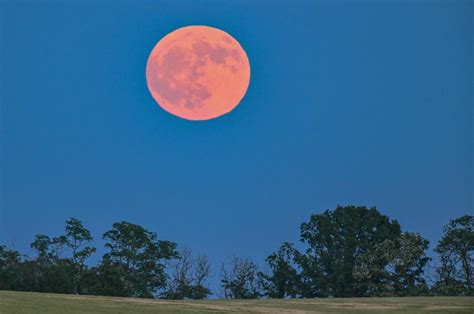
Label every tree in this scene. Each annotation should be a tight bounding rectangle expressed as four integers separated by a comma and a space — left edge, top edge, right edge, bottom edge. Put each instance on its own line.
192, 254, 213, 299
161, 247, 212, 299
31, 235, 55, 260
434, 215, 473, 295
221, 257, 261, 299
259, 242, 300, 298
298, 205, 401, 297
58, 218, 96, 294
101, 221, 178, 298
16, 219, 95, 294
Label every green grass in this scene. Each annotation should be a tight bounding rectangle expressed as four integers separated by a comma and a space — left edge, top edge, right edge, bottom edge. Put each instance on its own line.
0, 291, 472, 313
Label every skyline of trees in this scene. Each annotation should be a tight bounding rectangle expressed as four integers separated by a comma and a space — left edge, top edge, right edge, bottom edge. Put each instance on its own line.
0, 205, 472, 299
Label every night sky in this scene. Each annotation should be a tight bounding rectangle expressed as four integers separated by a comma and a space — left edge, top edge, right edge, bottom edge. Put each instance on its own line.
1, 0, 472, 289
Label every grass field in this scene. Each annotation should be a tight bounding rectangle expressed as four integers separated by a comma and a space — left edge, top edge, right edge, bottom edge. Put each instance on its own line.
0, 291, 473, 313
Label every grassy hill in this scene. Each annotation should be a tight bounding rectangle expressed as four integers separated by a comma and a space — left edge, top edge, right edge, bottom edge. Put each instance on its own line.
0, 291, 472, 313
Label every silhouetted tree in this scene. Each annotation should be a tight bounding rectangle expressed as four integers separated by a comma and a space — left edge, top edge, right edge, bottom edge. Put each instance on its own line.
259, 242, 300, 298
262, 205, 410, 298
54, 218, 96, 294
161, 247, 212, 299
99, 221, 178, 298
433, 215, 473, 295
1, 211, 472, 299
221, 257, 262, 299
297, 205, 401, 297
192, 254, 213, 299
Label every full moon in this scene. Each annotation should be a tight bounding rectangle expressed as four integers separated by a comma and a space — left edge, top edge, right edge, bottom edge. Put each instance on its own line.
146, 26, 251, 121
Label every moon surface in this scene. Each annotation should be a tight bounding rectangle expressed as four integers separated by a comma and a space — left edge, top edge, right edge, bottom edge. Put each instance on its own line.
146, 26, 251, 121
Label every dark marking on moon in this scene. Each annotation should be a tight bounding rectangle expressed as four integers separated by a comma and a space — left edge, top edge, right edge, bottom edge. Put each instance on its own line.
150, 39, 239, 110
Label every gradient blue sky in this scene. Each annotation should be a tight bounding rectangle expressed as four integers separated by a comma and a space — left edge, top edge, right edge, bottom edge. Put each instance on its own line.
0, 0, 472, 287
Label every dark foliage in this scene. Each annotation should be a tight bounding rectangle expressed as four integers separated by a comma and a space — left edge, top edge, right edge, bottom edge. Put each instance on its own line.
261, 205, 434, 298
93, 221, 178, 298
0, 209, 471, 299
433, 215, 473, 296
259, 242, 300, 298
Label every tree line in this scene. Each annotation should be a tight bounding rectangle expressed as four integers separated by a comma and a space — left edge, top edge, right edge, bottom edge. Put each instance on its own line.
0, 205, 472, 299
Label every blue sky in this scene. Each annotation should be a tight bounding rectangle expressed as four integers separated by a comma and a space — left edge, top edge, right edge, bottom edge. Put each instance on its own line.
0, 0, 472, 290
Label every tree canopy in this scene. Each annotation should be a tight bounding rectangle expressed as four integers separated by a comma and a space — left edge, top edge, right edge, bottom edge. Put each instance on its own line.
0, 209, 471, 299
433, 215, 473, 296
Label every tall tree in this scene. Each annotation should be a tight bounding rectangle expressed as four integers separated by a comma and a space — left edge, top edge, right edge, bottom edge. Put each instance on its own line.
56, 218, 96, 294
101, 221, 178, 298
434, 215, 473, 295
259, 242, 300, 298
298, 205, 401, 297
